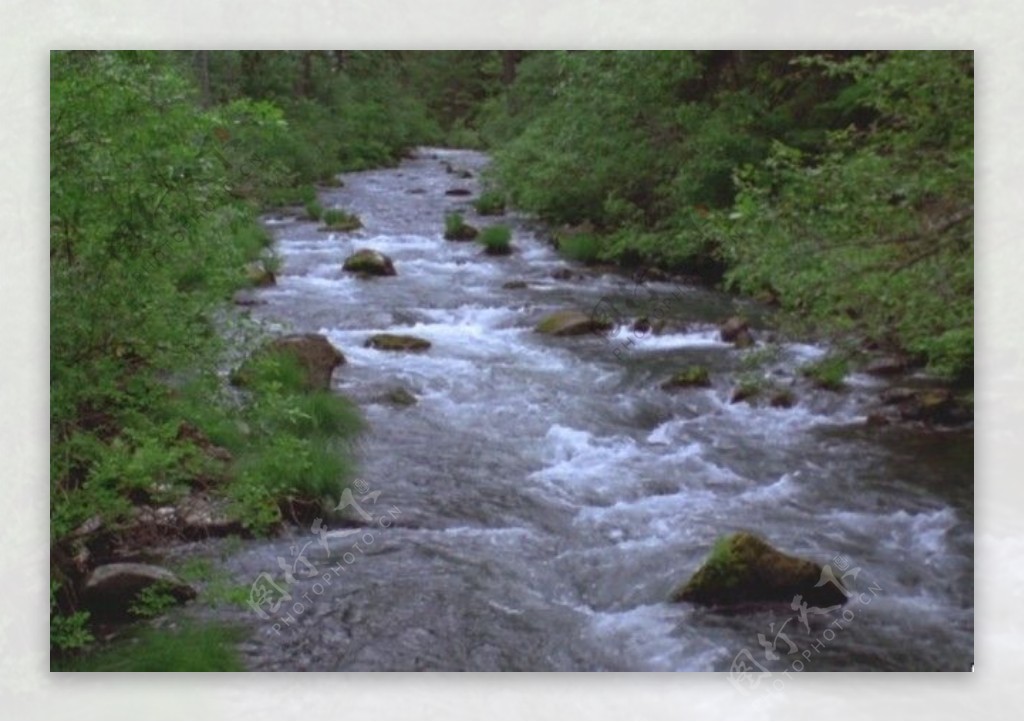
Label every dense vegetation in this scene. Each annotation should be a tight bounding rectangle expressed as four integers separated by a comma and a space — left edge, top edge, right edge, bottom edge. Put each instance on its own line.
49, 51, 427, 658
481, 51, 973, 381
50, 50, 972, 665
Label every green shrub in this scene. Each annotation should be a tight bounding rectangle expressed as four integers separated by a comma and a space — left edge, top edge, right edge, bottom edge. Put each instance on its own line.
50, 580, 93, 654
128, 581, 181, 619
305, 200, 323, 220
473, 191, 506, 216
479, 225, 513, 255
558, 232, 603, 264
444, 212, 478, 241
801, 355, 849, 391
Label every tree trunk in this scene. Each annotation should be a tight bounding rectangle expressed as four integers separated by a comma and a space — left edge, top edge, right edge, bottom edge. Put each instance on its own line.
501, 50, 525, 85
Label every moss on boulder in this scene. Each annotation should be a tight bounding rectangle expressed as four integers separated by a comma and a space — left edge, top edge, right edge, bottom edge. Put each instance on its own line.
343, 249, 396, 276
365, 333, 431, 352
670, 532, 849, 608
534, 310, 613, 337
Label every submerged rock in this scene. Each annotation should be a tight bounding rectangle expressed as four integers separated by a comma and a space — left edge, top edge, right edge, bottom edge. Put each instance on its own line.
534, 310, 613, 337
670, 532, 848, 608
365, 333, 432, 352
343, 249, 397, 276
381, 387, 418, 406
81, 563, 196, 619
551, 268, 575, 281
445, 188, 473, 197
503, 280, 528, 290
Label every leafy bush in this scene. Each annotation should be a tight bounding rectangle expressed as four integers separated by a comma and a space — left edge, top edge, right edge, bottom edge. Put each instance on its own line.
305, 200, 323, 220
479, 225, 513, 255
801, 355, 849, 391
128, 582, 181, 619
473, 190, 506, 216
50, 580, 93, 654
558, 232, 603, 264
444, 212, 478, 241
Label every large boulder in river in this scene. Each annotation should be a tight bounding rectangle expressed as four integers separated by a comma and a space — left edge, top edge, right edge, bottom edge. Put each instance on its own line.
365, 333, 432, 352
233, 333, 345, 391
534, 310, 613, 337
343, 249, 396, 276
81, 563, 196, 620
670, 532, 848, 608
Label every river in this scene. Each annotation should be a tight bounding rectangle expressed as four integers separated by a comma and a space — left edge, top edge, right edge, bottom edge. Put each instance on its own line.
184, 148, 973, 672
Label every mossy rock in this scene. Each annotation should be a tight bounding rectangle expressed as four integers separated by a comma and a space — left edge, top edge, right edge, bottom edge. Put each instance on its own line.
670, 532, 848, 608
444, 224, 478, 241
231, 333, 345, 391
319, 217, 362, 232
365, 333, 431, 352
662, 366, 711, 390
534, 310, 613, 337
342, 249, 396, 277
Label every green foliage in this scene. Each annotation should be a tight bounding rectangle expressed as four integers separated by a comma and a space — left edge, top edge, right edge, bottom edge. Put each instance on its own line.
51, 52, 365, 595
50, 581, 93, 653
225, 354, 364, 533
716, 52, 972, 379
473, 190, 506, 216
482, 50, 972, 379
55, 624, 245, 672
479, 225, 512, 255
176, 557, 256, 608
128, 581, 181, 619
305, 200, 323, 220
557, 232, 604, 264
801, 355, 849, 391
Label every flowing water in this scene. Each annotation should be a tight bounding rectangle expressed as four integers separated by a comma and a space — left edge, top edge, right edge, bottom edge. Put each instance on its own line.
188, 148, 972, 672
